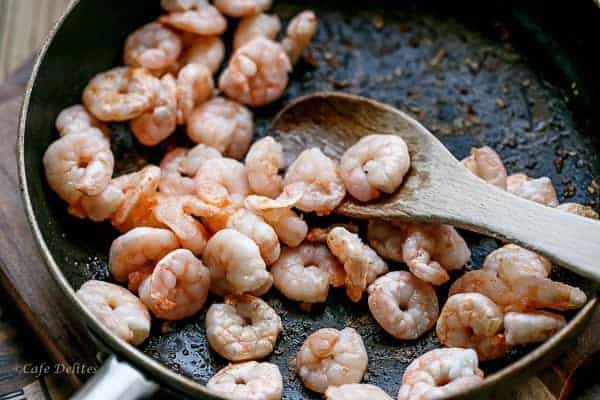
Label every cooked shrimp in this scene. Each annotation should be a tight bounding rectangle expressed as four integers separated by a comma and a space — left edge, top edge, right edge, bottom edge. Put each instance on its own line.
504, 311, 565, 346
483, 244, 551, 283
186, 97, 253, 159
397, 348, 484, 400
123, 22, 182, 73
340, 134, 410, 202
436, 293, 506, 360
367, 271, 438, 340
245, 136, 283, 198
506, 173, 559, 207
206, 294, 281, 361
271, 243, 345, 306
226, 209, 280, 265
234, 13, 281, 49
138, 249, 209, 320
194, 157, 249, 207
159, 148, 196, 195
110, 166, 164, 232
153, 195, 218, 255
366, 220, 405, 262
108, 227, 180, 290
214, 0, 271, 17
398, 222, 471, 285
55, 104, 109, 137
180, 36, 225, 74
448, 269, 517, 311
203, 229, 273, 296
180, 143, 223, 176
282, 11, 318, 64
175, 63, 213, 124
207, 361, 283, 400
159, 4, 227, 36
76, 280, 150, 345
557, 202, 599, 219
461, 146, 507, 190
325, 384, 392, 400
245, 194, 308, 247
43, 132, 114, 202
508, 275, 587, 311
130, 73, 177, 146
306, 223, 360, 243
283, 148, 346, 215
76, 182, 125, 222
327, 227, 388, 302
83, 67, 158, 122
296, 327, 368, 393
219, 37, 291, 107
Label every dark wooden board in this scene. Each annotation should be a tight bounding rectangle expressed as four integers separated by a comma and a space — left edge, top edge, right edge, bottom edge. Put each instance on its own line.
0, 63, 598, 400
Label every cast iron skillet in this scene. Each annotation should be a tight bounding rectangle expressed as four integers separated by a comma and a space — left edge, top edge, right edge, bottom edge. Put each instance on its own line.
17, 0, 600, 399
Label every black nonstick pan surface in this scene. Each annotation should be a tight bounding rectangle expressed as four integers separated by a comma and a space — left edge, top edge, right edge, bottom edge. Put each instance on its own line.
19, 0, 600, 398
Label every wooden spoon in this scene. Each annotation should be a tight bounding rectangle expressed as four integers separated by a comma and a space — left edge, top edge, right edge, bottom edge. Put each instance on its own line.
269, 92, 600, 281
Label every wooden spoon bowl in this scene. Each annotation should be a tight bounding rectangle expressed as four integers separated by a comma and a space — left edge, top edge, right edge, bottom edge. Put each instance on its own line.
270, 92, 600, 281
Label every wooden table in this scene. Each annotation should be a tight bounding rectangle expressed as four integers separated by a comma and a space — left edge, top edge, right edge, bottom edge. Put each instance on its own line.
0, 2, 598, 400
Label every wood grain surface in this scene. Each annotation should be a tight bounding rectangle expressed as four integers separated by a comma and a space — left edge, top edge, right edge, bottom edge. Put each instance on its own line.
0, 0, 70, 81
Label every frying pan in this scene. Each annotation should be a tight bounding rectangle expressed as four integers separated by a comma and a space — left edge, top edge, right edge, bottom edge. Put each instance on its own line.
17, 0, 600, 399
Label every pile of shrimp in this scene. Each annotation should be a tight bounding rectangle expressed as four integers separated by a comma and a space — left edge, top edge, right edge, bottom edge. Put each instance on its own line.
42, 1, 594, 397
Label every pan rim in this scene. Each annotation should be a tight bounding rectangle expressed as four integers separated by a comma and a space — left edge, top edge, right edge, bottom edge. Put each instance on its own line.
15, 0, 598, 398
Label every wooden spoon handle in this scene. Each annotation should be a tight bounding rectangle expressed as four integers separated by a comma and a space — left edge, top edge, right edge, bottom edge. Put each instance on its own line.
436, 180, 600, 281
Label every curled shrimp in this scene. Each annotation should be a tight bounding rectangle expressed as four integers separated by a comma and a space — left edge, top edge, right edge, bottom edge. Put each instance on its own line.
508, 275, 587, 311
110, 166, 164, 232
130, 73, 177, 146
282, 10, 318, 64
306, 223, 360, 243
325, 384, 392, 400
175, 63, 214, 124
398, 222, 470, 286
234, 13, 281, 50
83, 67, 158, 122
76, 280, 150, 345
180, 36, 225, 74
203, 229, 273, 296
506, 173, 558, 207
55, 104, 109, 137
138, 249, 210, 320
367, 271, 439, 340
340, 134, 410, 202
195, 157, 249, 207
557, 202, 599, 219
271, 243, 345, 307
159, 145, 222, 195
245, 194, 308, 247
214, 0, 272, 17
186, 97, 253, 159
483, 244, 551, 282
503, 311, 566, 346
461, 146, 507, 190
108, 227, 180, 290
436, 293, 506, 360
226, 208, 280, 265
206, 294, 282, 361
159, 3, 227, 36
207, 361, 283, 400
123, 22, 182, 73
448, 269, 517, 311
326, 227, 388, 302
43, 132, 114, 203
245, 136, 283, 198
219, 37, 291, 107
296, 327, 368, 393
153, 195, 218, 255
366, 219, 405, 262
75, 182, 125, 222
283, 148, 346, 215
397, 348, 484, 400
